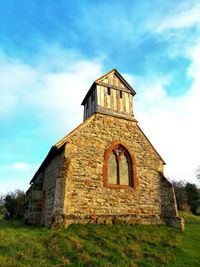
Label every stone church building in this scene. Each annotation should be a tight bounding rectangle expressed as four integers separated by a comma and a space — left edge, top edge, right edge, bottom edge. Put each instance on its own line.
24, 69, 183, 230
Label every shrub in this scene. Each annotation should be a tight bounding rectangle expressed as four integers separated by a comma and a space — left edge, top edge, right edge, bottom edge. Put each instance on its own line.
3, 190, 25, 220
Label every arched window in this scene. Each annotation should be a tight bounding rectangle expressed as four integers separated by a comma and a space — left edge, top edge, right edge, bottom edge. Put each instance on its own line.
104, 143, 137, 189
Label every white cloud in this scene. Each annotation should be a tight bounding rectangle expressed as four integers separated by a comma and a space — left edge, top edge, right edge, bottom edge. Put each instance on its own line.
10, 162, 32, 171
0, 42, 200, 193
0, 51, 37, 117
156, 2, 200, 32
0, 46, 104, 135
0, 46, 105, 193
125, 44, 200, 185
0, 162, 39, 194
0, 177, 30, 194
187, 43, 200, 79
28, 59, 103, 135
0, 162, 37, 172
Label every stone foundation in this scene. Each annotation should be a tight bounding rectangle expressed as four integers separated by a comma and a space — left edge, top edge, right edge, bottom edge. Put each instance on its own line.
50, 212, 184, 231
50, 213, 163, 229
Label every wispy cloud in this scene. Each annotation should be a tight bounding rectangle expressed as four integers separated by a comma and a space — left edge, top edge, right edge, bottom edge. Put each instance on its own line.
156, 2, 200, 32
0, 45, 105, 193
1, 0, 200, 194
0, 162, 39, 193
0, 162, 33, 171
125, 42, 200, 185
10, 162, 32, 171
1, 41, 200, 191
0, 45, 104, 134
0, 50, 37, 117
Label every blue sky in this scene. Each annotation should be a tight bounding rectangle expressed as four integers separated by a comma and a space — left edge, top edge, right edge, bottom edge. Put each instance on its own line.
0, 0, 200, 193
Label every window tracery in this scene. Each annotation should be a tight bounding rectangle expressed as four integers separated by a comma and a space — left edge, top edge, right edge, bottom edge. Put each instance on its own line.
104, 143, 136, 188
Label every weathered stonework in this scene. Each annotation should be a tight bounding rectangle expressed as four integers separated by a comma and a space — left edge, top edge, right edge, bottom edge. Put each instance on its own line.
25, 69, 184, 231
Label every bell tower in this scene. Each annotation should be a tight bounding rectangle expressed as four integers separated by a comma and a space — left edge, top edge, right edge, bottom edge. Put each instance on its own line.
81, 69, 136, 121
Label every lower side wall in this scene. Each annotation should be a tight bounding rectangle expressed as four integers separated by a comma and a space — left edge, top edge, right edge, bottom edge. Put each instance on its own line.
50, 213, 184, 231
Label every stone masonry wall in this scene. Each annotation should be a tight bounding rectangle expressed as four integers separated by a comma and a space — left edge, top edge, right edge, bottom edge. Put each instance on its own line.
24, 173, 43, 224
57, 113, 177, 226
160, 175, 178, 218
25, 149, 66, 226
42, 149, 66, 226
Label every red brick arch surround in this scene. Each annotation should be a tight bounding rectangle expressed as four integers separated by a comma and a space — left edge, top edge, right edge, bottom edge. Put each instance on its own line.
103, 141, 138, 189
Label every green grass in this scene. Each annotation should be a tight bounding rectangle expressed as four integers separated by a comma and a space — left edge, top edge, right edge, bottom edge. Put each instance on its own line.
0, 212, 200, 267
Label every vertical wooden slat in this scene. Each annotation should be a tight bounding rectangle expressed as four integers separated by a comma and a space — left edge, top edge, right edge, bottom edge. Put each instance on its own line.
113, 89, 117, 110
104, 86, 107, 108
110, 88, 114, 110
115, 75, 118, 87
107, 95, 111, 108
123, 92, 127, 112
113, 74, 116, 86
117, 90, 123, 112
116, 90, 120, 112
129, 94, 133, 114
125, 93, 129, 113
96, 85, 99, 106
100, 86, 104, 106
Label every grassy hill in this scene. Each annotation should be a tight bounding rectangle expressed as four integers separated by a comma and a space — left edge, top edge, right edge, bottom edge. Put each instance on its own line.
0, 212, 199, 267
